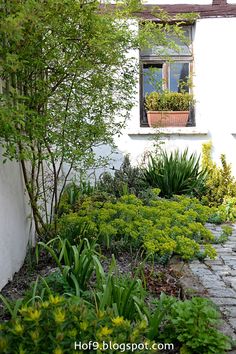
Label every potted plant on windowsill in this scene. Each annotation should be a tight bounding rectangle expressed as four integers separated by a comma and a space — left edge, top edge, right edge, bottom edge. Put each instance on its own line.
145, 91, 194, 128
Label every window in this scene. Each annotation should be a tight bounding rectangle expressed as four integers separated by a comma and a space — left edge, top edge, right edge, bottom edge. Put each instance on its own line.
140, 25, 194, 126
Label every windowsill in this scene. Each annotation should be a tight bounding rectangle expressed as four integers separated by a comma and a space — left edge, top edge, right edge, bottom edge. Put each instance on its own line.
128, 127, 209, 136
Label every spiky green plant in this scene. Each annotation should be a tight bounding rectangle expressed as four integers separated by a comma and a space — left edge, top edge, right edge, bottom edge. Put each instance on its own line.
143, 149, 207, 198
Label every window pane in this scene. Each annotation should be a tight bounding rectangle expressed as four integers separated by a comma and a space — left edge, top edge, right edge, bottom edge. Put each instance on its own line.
169, 62, 189, 92
140, 27, 192, 58
143, 64, 163, 95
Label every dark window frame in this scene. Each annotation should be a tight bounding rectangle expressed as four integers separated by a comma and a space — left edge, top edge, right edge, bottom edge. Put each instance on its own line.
139, 25, 194, 127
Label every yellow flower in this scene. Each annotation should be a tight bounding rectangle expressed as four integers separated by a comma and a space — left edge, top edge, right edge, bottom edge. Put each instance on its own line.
54, 309, 66, 324
27, 309, 41, 321
41, 301, 49, 309
14, 322, 24, 334
49, 295, 63, 305
30, 330, 40, 341
138, 319, 148, 330
68, 329, 77, 337
97, 310, 105, 319
53, 347, 63, 354
79, 321, 88, 331
97, 326, 113, 337
19, 306, 28, 315
130, 329, 140, 341
111, 316, 125, 326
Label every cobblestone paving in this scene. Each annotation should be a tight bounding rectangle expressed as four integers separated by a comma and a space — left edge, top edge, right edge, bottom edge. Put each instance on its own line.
189, 224, 236, 351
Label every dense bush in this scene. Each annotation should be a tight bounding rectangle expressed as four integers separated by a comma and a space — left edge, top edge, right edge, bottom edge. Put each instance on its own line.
145, 91, 194, 111
218, 197, 236, 222
143, 149, 207, 198
201, 142, 236, 207
0, 294, 230, 354
97, 155, 146, 198
59, 193, 217, 261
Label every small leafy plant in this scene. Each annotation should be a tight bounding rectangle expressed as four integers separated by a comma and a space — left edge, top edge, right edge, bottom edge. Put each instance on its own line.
38, 237, 105, 295
145, 91, 194, 111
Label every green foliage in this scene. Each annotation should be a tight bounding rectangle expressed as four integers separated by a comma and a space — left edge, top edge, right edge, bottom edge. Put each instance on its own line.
95, 274, 147, 321
0, 296, 153, 354
64, 194, 216, 261
58, 181, 95, 215
168, 297, 231, 354
0, 0, 194, 236
145, 91, 194, 111
57, 213, 97, 244
215, 225, 233, 244
143, 149, 207, 198
38, 237, 105, 295
97, 155, 146, 198
218, 197, 236, 222
202, 142, 236, 207
0, 294, 230, 354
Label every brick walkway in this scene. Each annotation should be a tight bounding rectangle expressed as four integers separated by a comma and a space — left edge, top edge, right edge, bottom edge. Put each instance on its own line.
188, 224, 236, 352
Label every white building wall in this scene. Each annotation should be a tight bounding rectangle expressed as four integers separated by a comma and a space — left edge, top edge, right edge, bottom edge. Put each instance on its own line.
0, 152, 33, 290
109, 17, 236, 176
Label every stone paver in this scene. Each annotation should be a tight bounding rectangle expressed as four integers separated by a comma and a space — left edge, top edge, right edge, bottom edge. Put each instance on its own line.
188, 223, 236, 347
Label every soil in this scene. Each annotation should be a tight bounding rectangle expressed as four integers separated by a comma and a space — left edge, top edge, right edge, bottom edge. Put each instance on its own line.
0, 250, 185, 321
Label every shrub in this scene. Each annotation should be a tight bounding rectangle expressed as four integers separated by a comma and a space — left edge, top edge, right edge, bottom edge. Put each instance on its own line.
97, 155, 146, 198
143, 149, 207, 198
145, 91, 194, 111
218, 197, 236, 222
58, 180, 96, 216
201, 142, 236, 207
57, 213, 98, 244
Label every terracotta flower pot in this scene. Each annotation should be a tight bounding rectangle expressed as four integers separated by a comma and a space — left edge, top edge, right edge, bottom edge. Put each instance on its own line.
147, 111, 189, 128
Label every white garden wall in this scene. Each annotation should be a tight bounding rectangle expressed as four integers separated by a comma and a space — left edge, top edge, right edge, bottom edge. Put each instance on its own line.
0, 153, 33, 290
107, 17, 236, 176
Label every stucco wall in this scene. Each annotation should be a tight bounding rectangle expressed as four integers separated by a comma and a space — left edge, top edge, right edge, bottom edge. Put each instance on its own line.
108, 17, 236, 175
0, 153, 33, 290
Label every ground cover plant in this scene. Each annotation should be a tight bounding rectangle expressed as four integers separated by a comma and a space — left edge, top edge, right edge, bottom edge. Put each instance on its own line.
0, 292, 231, 354
58, 192, 217, 261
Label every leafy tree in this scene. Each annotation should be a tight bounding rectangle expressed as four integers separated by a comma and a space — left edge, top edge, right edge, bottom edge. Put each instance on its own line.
0, 0, 196, 236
